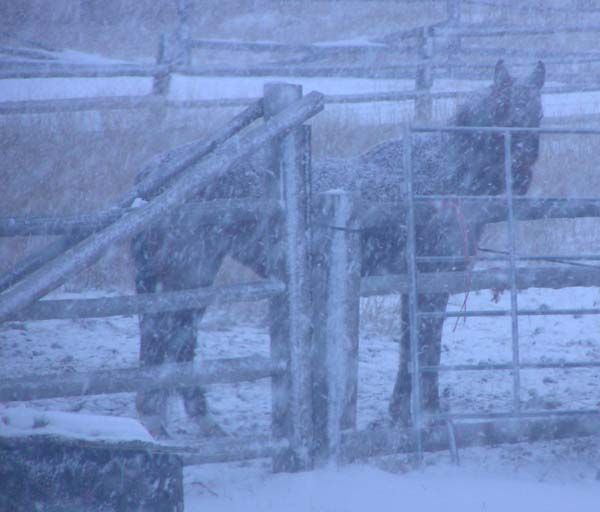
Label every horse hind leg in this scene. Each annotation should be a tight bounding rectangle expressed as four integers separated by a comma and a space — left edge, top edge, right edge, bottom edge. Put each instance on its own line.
132, 224, 228, 437
389, 292, 449, 425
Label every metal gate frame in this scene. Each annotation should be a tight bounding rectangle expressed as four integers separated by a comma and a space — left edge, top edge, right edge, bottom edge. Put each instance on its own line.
405, 123, 600, 461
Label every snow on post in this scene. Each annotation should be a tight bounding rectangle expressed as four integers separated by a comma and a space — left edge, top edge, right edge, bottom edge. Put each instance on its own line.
311, 190, 361, 465
263, 83, 314, 472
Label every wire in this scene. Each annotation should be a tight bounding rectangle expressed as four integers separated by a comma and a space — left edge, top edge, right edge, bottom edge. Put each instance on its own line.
477, 246, 600, 270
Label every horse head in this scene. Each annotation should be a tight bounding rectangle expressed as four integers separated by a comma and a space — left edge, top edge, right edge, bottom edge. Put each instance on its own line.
451, 60, 545, 196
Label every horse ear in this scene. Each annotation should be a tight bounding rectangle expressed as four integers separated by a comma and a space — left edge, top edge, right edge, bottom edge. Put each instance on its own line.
530, 61, 546, 89
493, 60, 512, 90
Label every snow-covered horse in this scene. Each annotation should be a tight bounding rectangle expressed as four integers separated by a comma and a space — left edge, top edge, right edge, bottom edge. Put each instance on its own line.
132, 60, 545, 434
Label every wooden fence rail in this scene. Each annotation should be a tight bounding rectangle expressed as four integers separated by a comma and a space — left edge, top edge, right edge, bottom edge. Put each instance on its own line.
2, 81, 599, 115
0, 200, 278, 237
6, 196, 600, 239
0, 355, 283, 403
339, 413, 600, 463
8, 280, 285, 322
361, 266, 600, 297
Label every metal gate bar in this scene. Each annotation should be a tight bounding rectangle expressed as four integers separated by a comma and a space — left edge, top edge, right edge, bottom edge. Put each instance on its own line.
417, 254, 600, 263
503, 130, 522, 414
420, 307, 600, 317
404, 125, 424, 461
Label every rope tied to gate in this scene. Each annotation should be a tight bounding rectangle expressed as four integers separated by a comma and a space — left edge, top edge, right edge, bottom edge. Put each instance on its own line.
435, 198, 476, 330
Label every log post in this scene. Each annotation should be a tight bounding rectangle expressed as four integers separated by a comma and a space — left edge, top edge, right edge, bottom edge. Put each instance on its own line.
153, 27, 190, 97
444, 0, 462, 54
263, 83, 314, 472
311, 191, 361, 465
415, 27, 434, 123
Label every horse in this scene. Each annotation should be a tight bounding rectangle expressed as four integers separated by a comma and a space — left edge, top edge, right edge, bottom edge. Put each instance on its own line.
131, 60, 545, 436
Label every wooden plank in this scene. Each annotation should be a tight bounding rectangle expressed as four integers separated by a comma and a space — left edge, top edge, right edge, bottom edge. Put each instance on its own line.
311, 191, 361, 465
361, 266, 600, 297
181, 436, 289, 465
360, 197, 600, 231
0, 63, 163, 79
0, 200, 279, 237
177, 64, 420, 79
436, 23, 600, 38
0, 90, 324, 322
10, 195, 600, 239
17, 193, 594, 241
9, 280, 285, 322
187, 38, 392, 55
263, 83, 314, 472
0, 95, 167, 115
340, 413, 600, 463
0, 355, 285, 402
1, 84, 600, 116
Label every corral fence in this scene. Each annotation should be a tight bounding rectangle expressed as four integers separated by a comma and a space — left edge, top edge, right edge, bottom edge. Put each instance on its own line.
0, 83, 323, 472
3, 0, 600, 471
3, 0, 600, 117
3, 82, 600, 470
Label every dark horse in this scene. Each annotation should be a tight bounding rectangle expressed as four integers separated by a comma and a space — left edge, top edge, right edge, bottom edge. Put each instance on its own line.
132, 60, 545, 435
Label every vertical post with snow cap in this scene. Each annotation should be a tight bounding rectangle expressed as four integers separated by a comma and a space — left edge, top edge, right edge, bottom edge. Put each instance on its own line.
403, 124, 424, 462
415, 27, 434, 124
263, 83, 314, 471
153, 34, 172, 96
504, 130, 522, 413
311, 191, 361, 464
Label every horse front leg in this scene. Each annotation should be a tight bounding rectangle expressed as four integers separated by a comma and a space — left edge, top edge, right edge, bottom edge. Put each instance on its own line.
132, 224, 227, 437
389, 292, 449, 425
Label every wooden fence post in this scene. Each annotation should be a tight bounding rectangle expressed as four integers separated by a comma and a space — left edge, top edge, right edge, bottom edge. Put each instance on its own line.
415, 27, 434, 123
311, 191, 361, 464
263, 83, 314, 472
153, 27, 189, 96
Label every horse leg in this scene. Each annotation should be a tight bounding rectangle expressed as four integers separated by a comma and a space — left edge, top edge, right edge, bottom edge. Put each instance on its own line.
389, 292, 449, 425
132, 223, 228, 437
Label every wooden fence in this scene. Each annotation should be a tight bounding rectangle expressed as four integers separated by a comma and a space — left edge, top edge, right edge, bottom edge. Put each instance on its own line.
3, 0, 600, 116
3, 104, 600, 468
4, 1, 600, 469
0, 82, 322, 472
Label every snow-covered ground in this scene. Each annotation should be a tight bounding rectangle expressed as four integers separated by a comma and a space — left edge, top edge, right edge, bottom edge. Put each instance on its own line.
1, 285, 600, 510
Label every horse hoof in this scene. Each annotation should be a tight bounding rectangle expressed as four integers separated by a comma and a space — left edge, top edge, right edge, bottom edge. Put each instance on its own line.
388, 401, 412, 427
138, 413, 171, 440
